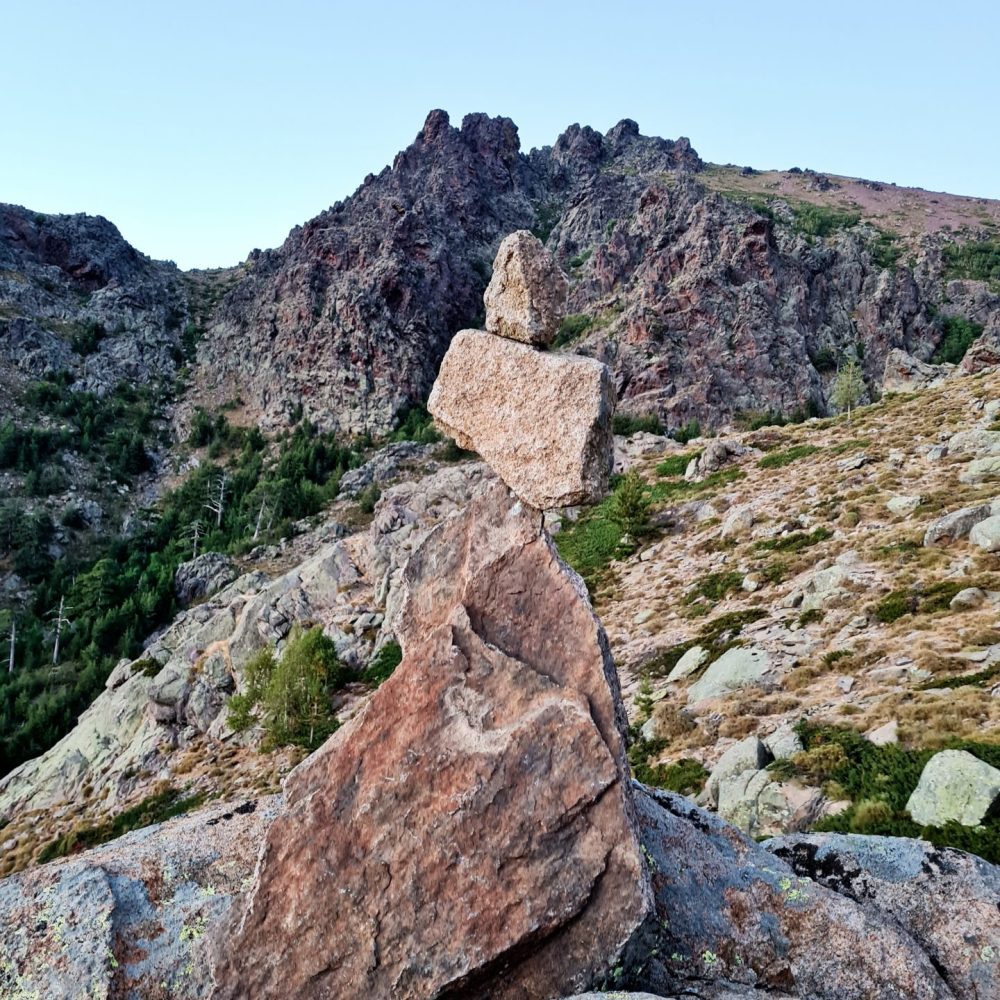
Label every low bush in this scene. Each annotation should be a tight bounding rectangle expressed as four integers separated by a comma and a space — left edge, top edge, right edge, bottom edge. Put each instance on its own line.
363, 640, 403, 687
932, 315, 984, 365
754, 527, 832, 553
758, 444, 821, 469
612, 412, 663, 437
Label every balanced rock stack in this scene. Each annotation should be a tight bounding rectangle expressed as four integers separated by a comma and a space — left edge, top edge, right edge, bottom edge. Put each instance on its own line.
429, 230, 615, 509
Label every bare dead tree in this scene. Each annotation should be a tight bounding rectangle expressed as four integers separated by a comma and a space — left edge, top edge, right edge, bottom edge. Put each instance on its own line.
50, 595, 72, 666
252, 495, 270, 542
184, 518, 204, 559
6, 617, 14, 674
204, 472, 229, 529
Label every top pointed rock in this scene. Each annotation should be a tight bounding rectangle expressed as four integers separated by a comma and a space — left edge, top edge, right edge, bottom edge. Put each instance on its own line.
484, 229, 569, 346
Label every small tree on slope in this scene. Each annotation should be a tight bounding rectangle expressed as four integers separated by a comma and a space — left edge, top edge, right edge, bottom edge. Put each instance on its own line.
832, 359, 865, 423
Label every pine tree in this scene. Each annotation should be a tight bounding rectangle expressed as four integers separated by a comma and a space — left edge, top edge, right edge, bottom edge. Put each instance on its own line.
832, 358, 865, 422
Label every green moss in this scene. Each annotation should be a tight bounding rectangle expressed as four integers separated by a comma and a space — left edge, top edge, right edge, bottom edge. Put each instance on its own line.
758, 444, 821, 469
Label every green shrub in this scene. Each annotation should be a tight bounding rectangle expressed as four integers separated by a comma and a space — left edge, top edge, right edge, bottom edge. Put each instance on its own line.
874, 580, 963, 623
792, 204, 860, 237
754, 527, 832, 553
390, 404, 440, 444
357, 484, 381, 514
612, 412, 663, 437
671, 419, 701, 444
363, 640, 402, 687
628, 739, 708, 795
810, 346, 838, 372
870, 231, 902, 270
774, 722, 1000, 863
567, 248, 593, 269
686, 570, 743, 604
553, 313, 593, 348
931, 315, 984, 365
70, 319, 106, 355
758, 444, 821, 469
608, 471, 651, 538
941, 239, 1000, 284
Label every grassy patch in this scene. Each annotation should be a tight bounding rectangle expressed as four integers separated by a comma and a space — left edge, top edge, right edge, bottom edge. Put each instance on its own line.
363, 640, 403, 687
36, 785, 206, 864
769, 722, 1000, 863
655, 451, 700, 477
942, 239, 1000, 284
758, 444, 821, 469
641, 608, 767, 681
648, 467, 745, 504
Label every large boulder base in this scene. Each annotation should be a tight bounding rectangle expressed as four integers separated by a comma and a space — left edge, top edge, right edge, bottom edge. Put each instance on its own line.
210, 484, 650, 999
484, 229, 569, 346
428, 329, 615, 509
906, 749, 1000, 826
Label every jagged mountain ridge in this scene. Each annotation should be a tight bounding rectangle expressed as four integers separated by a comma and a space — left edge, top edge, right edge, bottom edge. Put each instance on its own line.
189, 110, 1000, 434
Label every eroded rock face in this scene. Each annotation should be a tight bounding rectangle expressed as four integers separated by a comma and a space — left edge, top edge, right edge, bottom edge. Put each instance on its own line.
211, 484, 650, 999
428, 329, 615, 508
484, 229, 569, 345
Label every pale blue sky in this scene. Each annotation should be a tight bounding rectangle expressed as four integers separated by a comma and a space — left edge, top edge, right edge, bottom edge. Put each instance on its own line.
2, 0, 996, 269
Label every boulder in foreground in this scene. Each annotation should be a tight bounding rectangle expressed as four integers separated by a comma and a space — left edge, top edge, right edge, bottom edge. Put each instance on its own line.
484, 229, 569, 346
211, 484, 650, 998
428, 329, 615, 508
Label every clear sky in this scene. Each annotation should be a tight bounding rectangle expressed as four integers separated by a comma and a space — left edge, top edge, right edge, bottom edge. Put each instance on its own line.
2, 0, 996, 269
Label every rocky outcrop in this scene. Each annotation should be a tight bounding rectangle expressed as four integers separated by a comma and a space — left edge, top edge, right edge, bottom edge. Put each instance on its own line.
882, 348, 953, 393
174, 551, 238, 605
211, 484, 650, 998
0, 796, 279, 1000
769, 834, 1000, 1000
484, 229, 569, 345
429, 329, 615, 507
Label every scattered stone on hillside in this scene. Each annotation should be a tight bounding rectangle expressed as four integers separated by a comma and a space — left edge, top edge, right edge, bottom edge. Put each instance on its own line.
210, 484, 650, 999
483, 229, 569, 346
765, 723, 805, 760
684, 438, 744, 481
428, 329, 615, 508
703, 736, 772, 807
769, 833, 1000, 1000
0, 797, 280, 1000
906, 749, 1000, 827
867, 719, 899, 746
951, 586, 988, 610
969, 514, 1000, 551
923, 502, 994, 546
666, 644, 708, 682
882, 348, 953, 393
961, 456, 1000, 484
887, 494, 922, 515
946, 428, 1000, 457
174, 551, 237, 605
837, 451, 869, 472
687, 645, 773, 704
721, 503, 755, 537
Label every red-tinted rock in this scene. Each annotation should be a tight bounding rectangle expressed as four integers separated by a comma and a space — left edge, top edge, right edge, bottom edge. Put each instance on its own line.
211, 484, 650, 999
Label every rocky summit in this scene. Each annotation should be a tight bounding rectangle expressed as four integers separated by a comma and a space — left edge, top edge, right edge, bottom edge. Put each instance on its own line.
2, 106, 1000, 1000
